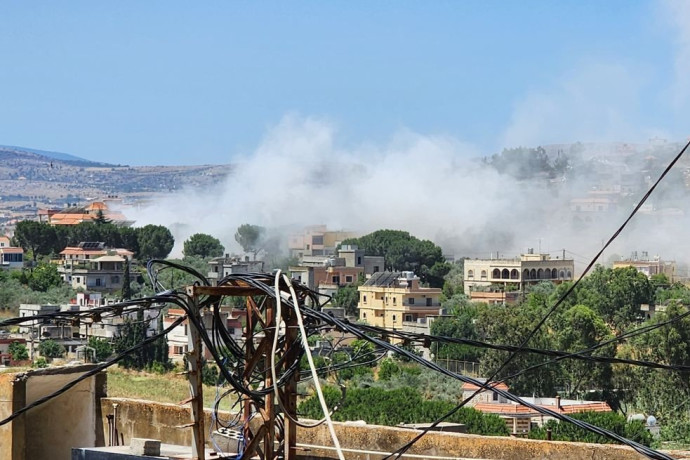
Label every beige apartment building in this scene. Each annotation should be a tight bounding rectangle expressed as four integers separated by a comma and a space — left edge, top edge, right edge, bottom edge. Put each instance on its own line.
464, 250, 574, 294
358, 271, 442, 330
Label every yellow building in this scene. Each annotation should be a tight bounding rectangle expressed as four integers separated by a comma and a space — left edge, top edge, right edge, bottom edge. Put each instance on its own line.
358, 271, 442, 329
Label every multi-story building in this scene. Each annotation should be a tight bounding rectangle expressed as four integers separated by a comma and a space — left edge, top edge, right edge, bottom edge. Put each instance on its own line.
18, 304, 83, 358
56, 242, 135, 293
463, 250, 574, 295
289, 245, 384, 297
357, 271, 442, 330
164, 307, 243, 363
207, 254, 264, 285
612, 251, 675, 282
288, 225, 358, 258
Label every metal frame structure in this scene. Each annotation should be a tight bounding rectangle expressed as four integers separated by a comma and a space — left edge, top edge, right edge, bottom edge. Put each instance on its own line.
185, 283, 299, 460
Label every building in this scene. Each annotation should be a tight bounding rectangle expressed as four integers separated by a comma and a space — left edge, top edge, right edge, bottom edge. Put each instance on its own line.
463, 250, 574, 295
613, 251, 675, 282
42, 201, 132, 226
207, 254, 264, 285
290, 245, 384, 298
0, 337, 28, 366
56, 242, 135, 293
357, 271, 442, 330
463, 380, 612, 435
288, 225, 358, 258
164, 307, 243, 364
18, 304, 82, 358
0, 246, 23, 270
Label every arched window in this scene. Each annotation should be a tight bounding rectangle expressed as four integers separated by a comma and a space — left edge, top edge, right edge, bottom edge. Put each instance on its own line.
492, 268, 501, 279
481, 270, 487, 280
501, 269, 510, 279
551, 268, 558, 279
523, 269, 530, 280
468, 270, 474, 279
566, 270, 572, 279
511, 269, 519, 279
530, 269, 537, 279
537, 268, 544, 279
559, 270, 565, 279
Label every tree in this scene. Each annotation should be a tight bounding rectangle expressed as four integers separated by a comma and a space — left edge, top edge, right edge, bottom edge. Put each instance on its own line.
576, 266, 653, 330
341, 230, 450, 287
430, 299, 481, 362
87, 337, 112, 362
26, 262, 62, 292
12, 220, 59, 261
183, 233, 224, 258
136, 225, 174, 261
121, 259, 132, 300
331, 284, 360, 316
38, 339, 66, 359
93, 209, 112, 225
554, 305, 614, 399
8, 341, 29, 361
235, 224, 265, 260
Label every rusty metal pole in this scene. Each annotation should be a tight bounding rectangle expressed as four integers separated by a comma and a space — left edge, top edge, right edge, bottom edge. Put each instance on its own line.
186, 287, 205, 460
282, 307, 299, 460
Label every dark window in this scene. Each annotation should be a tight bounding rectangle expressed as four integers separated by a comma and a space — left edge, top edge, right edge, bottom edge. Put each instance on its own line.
357, 257, 362, 265
392, 315, 396, 322
409, 298, 415, 305
332, 276, 340, 284
96, 278, 102, 286
426, 298, 432, 306
405, 314, 413, 322
345, 275, 353, 283
312, 235, 324, 245
373, 266, 380, 272
493, 392, 499, 401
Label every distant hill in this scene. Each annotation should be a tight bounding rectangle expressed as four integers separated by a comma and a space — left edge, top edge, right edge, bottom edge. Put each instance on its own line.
0, 145, 116, 167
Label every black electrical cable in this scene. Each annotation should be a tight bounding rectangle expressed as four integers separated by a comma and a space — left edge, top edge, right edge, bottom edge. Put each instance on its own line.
0, 315, 186, 427
376, 137, 690, 459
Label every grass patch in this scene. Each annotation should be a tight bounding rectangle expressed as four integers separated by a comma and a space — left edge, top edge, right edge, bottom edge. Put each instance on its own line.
107, 366, 237, 411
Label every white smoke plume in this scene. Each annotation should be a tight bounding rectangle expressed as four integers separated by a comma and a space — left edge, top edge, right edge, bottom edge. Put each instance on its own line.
129, 113, 689, 274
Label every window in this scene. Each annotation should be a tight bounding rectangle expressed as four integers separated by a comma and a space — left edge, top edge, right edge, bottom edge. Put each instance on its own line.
426, 298, 432, 306
480, 270, 487, 280
373, 266, 380, 272
393, 297, 397, 305
345, 275, 353, 283
332, 276, 340, 284
468, 270, 474, 279
404, 314, 413, 322
492, 268, 501, 279
95, 278, 102, 287
493, 392, 499, 401
409, 298, 415, 305
312, 235, 324, 245
362, 295, 367, 303
362, 312, 367, 319
392, 315, 397, 322
227, 327, 235, 335
111, 275, 120, 284
357, 257, 362, 265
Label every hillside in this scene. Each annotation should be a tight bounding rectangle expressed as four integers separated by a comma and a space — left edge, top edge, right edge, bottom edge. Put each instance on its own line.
0, 146, 233, 218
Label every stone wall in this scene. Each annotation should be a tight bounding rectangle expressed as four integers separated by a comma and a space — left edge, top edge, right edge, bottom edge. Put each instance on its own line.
102, 397, 688, 460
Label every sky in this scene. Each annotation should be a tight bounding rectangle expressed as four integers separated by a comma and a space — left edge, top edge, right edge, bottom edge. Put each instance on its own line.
0, 1, 688, 166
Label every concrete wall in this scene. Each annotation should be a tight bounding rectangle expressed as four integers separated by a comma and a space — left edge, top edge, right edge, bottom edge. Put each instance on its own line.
101, 397, 687, 460
0, 365, 106, 460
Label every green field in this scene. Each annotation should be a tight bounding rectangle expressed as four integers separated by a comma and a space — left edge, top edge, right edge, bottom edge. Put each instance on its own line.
106, 367, 237, 411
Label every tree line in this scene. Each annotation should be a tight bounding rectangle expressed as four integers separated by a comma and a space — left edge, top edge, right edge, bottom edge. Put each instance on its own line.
12, 220, 174, 261
432, 265, 690, 444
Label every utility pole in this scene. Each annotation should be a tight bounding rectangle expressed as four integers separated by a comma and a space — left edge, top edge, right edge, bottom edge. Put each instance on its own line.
186, 281, 299, 459
185, 287, 206, 460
